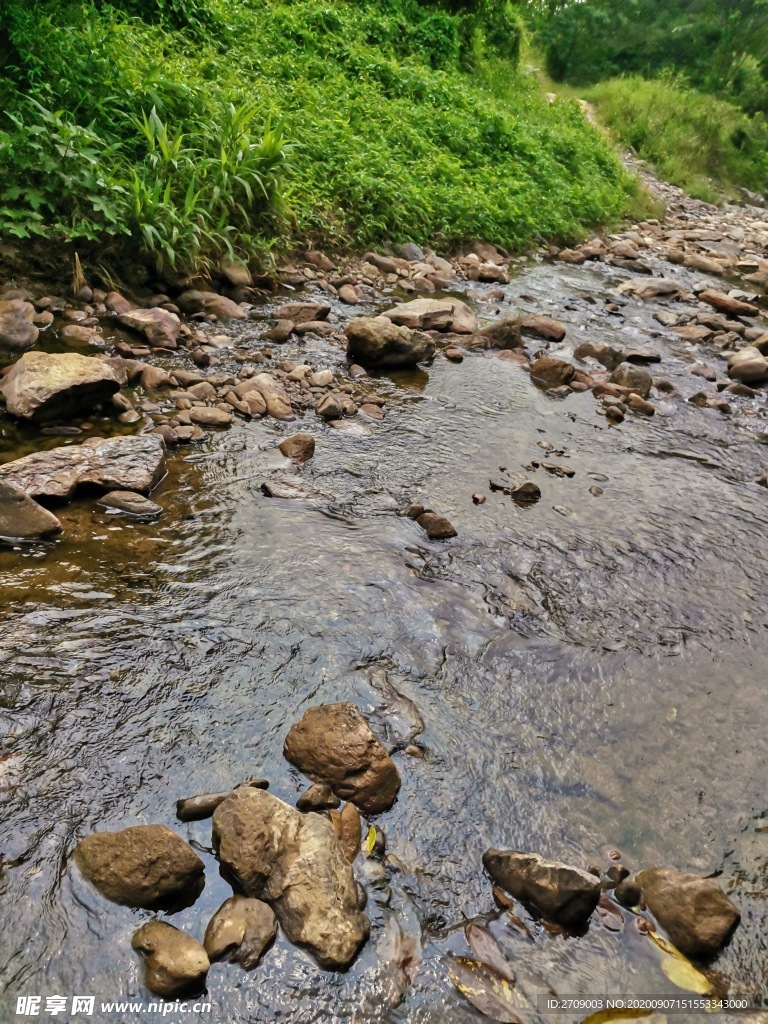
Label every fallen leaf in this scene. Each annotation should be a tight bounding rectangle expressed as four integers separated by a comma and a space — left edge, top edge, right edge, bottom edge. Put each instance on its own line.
465, 922, 516, 983
660, 955, 712, 994
363, 826, 377, 856
448, 958, 527, 1023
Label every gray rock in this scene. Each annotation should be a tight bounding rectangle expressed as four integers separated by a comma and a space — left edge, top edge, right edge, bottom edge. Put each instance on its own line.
204, 896, 276, 969
636, 868, 740, 960
0, 480, 62, 539
74, 824, 204, 909
132, 921, 209, 998
97, 490, 162, 516
0, 352, 120, 422
0, 313, 39, 352
0, 435, 166, 502
483, 850, 601, 928
609, 362, 653, 397
345, 317, 435, 369
212, 788, 368, 969
397, 243, 425, 262
284, 702, 400, 815
219, 256, 252, 288
273, 301, 331, 325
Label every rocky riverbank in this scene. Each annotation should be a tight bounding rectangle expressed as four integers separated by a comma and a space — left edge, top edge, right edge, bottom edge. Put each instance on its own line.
1, 158, 766, 1020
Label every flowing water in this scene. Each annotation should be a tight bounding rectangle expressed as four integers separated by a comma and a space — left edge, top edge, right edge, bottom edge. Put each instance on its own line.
1, 254, 767, 1023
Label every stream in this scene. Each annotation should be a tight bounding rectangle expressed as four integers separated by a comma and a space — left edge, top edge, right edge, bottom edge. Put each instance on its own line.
1, 244, 767, 1023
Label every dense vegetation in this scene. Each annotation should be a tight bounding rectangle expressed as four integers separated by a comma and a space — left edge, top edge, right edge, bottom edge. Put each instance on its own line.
0, 0, 634, 276
524, 0, 768, 201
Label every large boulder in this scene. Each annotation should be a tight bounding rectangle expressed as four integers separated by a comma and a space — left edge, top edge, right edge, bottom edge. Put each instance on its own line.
0, 435, 166, 502
727, 348, 768, 384
233, 373, 293, 420
530, 356, 575, 389
635, 868, 740, 960
212, 788, 369, 969
0, 352, 120, 422
118, 308, 181, 349
204, 896, 277, 969
132, 921, 209, 998
74, 824, 204, 909
345, 317, 435, 369
381, 298, 477, 334
483, 850, 601, 928
0, 480, 62, 539
608, 362, 653, 398
283, 702, 400, 815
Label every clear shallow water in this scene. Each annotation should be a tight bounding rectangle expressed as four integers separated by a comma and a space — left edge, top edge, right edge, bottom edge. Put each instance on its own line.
0, 259, 767, 1023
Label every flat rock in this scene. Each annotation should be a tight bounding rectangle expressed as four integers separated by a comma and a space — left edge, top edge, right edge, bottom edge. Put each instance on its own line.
381, 297, 477, 334
132, 921, 209, 998
119, 308, 181, 349
204, 896, 276, 970
97, 490, 162, 516
699, 290, 758, 317
0, 435, 166, 501
471, 318, 523, 350
177, 290, 248, 319
520, 314, 566, 342
273, 301, 331, 325
617, 277, 683, 300
212, 788, 368, 969
74, 824, 204, 909
0, 480, 62, 539
284, 702, 400, 815
0, 352, 120, 422
636, 868, 740, 960
530, 356, 575, 388
189, 407, 233, 427
345, 317, 434, 369
483, 849, 601, 928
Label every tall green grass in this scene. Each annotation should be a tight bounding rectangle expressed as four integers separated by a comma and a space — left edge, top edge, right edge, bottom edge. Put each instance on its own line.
0, 0, 636, 275
587, 75, 768, 202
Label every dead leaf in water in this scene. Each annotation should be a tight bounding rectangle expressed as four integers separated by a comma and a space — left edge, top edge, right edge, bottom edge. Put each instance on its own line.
448, 957, 527, 1023
660, 955, 712, 994
465, 922, 515, 983
363, 826, 377, 856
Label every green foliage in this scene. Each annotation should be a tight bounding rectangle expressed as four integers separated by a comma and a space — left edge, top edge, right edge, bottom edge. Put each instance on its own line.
0, 0, 634, 272
587, 75, 768, 201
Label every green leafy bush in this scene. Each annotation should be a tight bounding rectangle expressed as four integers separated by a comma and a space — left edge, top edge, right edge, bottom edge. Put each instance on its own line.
0, 0, 635, 273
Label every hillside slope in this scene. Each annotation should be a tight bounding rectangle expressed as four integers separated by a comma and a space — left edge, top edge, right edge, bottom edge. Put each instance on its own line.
0, 0, 634, 274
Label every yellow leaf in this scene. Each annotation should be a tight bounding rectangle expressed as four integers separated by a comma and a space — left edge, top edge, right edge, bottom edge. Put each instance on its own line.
647, 929, 678, 957
660, 955, 713, 994
363, 826, 376, 856
580, 1011, 651, 1024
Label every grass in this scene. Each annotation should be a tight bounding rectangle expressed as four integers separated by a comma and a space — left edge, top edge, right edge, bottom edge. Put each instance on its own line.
0, 0, 638, 276
585, 75, 768, 203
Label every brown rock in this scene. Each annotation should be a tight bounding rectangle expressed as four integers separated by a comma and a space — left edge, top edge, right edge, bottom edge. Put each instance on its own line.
530, 356, 575, 388
106, 290, 135, 315
472, 318, 523, 350
119, 308, 181, 349
279, 433, 315, 462
636, 868, 740, 960
0, 480, 62, 539
0, 313, 39, 352
381, 297, 476, 334
234, 373, 293, 420
139, 365, 171, 390
132, 921, 209, 998
316, 393, 345, 419
204, 896, 276, 970
273, 301, 331, 325
284, 702, 400, 815
699, 290, 758, 317
0, 352, 119, 422
521, 315, 567, 343
0, 434, 166, 501
189, 407, 233, 427
177, 290, 248, 319
212, 788, 368, 968
608, 362, 653, 398
296, 783, 340, 812
338, 803, 362, 863
483, 849, 601, 928
338, 284, 358, 305
345, 316, 435, 369
74, 824, 204, 908
263, 319, 294, 343
417, 511, 458, 539
97, 490, 162, 516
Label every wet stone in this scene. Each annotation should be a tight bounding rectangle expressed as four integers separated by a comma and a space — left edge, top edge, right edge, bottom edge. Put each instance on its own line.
132, 921, 209, 998
204, 896, 276, 970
